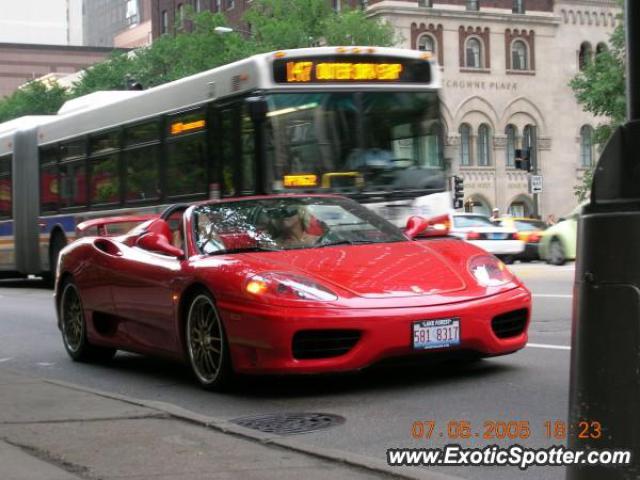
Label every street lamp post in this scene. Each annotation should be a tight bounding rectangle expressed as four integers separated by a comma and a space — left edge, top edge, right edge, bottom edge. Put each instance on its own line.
214, 26, 253, 37
567, 2, 640, 479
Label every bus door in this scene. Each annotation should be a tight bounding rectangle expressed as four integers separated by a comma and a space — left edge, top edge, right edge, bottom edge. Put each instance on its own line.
0, 154, 13, 271
12, 128, 41, 274
216, 99, 260, 197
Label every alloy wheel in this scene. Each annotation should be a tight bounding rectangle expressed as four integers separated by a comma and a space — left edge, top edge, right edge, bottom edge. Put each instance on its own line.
186, 294, 225, 385
61, 283, 84, 353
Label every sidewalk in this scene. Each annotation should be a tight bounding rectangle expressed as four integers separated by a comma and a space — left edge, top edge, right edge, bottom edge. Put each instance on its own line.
0, 368, 458, 480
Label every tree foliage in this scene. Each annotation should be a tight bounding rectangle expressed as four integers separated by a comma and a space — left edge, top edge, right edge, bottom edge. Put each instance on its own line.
569, 4, 625, 200
0, 3, 396, 123
0, 81, 68, 123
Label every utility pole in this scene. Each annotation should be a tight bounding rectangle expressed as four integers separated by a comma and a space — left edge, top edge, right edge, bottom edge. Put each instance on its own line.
567, 2, 640, 479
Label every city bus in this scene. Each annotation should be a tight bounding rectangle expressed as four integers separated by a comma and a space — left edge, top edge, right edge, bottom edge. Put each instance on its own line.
0, 46, 448, 280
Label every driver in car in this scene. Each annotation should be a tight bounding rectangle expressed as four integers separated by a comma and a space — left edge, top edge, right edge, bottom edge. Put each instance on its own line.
269, 205, 321, 248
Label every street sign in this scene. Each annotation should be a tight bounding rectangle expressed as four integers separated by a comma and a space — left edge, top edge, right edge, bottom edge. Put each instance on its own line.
528, 175, 543, 194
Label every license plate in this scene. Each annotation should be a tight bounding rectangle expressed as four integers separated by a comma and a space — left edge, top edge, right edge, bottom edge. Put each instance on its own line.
488, 233, 506, 240
412, 318, 460, 350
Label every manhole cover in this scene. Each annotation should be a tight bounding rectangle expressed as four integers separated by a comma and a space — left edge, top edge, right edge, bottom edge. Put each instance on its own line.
230, 412, 345, 435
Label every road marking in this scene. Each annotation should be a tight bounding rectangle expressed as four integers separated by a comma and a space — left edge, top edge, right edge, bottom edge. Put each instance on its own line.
533, 294, 572, 299
35, 362, 55, 367
527, 343, 571, 351
0, 357, 13, 363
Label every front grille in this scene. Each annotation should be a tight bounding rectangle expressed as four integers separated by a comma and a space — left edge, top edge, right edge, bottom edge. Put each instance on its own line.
292, 330, 361, 359
492, 309, 528, 338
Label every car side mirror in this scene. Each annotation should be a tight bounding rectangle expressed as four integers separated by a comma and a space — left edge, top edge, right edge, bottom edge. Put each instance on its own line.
405, 214, 450, 239
405, 216, 430, 239
137, 232, 184, 258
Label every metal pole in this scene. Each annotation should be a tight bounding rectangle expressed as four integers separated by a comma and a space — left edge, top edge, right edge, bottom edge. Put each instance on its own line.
567, 2, 640, 479
627, 0, 640, 121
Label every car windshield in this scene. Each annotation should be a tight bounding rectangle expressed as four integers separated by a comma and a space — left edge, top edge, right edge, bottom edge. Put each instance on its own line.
514, 220, 546, 231
192, 196, 407, 254
453, 215, 495, 228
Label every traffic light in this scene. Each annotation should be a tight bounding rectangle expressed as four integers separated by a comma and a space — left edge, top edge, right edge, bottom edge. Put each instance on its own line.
451, 175, 464, 209
514, 148, 531, 171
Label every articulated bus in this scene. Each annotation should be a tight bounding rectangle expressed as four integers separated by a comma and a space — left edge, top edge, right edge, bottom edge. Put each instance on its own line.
0, 46, 448, 280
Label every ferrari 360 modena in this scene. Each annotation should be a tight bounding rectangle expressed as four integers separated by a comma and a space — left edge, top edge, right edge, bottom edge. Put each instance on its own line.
55, 195, 531, 389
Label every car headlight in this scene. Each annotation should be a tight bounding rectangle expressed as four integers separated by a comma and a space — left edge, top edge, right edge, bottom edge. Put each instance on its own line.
468, 255, 514, 287
245, 272, 338, 302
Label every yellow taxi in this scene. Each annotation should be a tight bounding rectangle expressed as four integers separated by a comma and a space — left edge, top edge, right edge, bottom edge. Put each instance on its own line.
496, 217, 547, 261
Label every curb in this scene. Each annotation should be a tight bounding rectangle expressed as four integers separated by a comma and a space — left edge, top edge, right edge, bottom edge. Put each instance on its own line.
44, 377, 464, 480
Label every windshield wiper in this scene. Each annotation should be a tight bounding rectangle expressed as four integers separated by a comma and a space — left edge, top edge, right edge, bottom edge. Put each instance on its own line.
208, 245, 280, 255
316, 239, 380, 248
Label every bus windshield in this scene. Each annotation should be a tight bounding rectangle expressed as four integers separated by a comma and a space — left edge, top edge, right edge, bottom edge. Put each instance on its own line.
265, 91, 445, 196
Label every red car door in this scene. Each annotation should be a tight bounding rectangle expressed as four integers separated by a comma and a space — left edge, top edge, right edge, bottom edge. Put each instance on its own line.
109, 245, 183, 357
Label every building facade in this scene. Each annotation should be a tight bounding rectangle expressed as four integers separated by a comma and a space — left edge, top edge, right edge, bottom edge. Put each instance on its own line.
114, 0, 153, 48
0, 0, 83, 46
83, 0, 129, 46
0, 43, 116, 98
147, 0, 618, 218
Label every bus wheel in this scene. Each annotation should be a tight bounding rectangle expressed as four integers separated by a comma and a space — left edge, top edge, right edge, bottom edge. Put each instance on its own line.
59, 280, 116, 362
46, 233, 67, 285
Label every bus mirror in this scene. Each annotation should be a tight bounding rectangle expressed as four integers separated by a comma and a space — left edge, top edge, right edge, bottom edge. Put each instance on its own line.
246, 96, 268, 122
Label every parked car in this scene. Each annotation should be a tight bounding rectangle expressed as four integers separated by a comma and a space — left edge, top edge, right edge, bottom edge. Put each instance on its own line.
55, 195, 531, 390
497, 217, 547, 261
539, 205, 582, 265
447, 213, 525, 263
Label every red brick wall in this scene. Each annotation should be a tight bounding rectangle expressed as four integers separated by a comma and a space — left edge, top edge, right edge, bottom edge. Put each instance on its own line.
459, 26, 491, 70
0, 44, 118, 98
428, 0, 552, 11
411, 23, 444, 66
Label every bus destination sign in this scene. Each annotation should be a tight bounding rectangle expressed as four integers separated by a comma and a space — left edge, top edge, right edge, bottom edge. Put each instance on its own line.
273, 56, 431, 84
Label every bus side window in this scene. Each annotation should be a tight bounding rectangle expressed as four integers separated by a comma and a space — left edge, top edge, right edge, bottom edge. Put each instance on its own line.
40, 147, 60, 214
241, 105, 255, 194
219, 102, 256, 197
0, 155, 11, 219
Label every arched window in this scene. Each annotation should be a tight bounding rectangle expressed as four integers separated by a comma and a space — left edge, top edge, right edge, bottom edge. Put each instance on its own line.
523, 124, 537, 169
580, 125, 594, 167
477, 124, 492, 166
505, 124, 517, 167
465, 38, 482, 68
161, 10, 169, 34
460, 124, 472, 166
579, 42, 593, 70
511, 40, 528, 70
596, 42, 608, 57
418, 35, 436, 55
177, 3, 185, 23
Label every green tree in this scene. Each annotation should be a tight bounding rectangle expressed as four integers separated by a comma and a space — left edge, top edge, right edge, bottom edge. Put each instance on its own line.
0, 80, 68, 123
569, 3, 625, 200
245, 0, 395, 48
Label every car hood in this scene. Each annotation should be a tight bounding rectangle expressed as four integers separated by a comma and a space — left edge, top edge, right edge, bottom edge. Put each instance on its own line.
244, 241, 468, 299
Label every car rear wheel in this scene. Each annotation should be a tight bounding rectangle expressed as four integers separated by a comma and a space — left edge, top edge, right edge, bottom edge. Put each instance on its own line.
547, 238, 566, 266
186, 293, 233, 390
60, 281, 116, 362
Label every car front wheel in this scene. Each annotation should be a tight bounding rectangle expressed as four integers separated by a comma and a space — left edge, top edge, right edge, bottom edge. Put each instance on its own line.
547, 238, 566, 266
185, 292, 233, 390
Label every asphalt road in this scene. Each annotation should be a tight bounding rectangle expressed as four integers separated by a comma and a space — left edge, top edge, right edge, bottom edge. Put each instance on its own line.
0, 262, 575, 480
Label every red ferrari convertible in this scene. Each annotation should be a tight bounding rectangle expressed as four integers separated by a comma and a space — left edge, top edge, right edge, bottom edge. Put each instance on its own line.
55, 195, 531, 389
